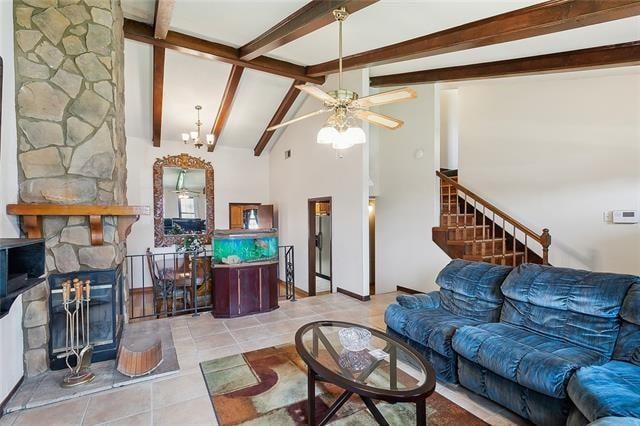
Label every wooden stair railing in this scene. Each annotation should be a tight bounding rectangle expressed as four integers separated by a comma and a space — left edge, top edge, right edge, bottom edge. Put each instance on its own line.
434, 171, 551, 266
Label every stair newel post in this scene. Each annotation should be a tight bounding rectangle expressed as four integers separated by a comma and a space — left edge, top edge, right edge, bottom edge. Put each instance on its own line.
541, 229, 551, 265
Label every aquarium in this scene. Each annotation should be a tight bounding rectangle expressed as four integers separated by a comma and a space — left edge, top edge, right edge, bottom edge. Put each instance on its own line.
212, 229, 278, 265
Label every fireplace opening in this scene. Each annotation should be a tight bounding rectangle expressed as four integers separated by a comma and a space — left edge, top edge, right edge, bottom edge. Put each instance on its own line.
48, 266, 123, 370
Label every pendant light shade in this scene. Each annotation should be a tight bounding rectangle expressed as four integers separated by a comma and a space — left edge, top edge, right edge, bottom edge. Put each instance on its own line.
317, 125, 340, 145
344, 126, 366, 145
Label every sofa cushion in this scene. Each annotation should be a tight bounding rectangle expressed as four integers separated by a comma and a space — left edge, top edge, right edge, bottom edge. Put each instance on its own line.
396, 291, 440, 310
452, 322, 607, 398
568, 361, 640, 421
385, 304, 481, 357
613, 284, 640, 364
435, 259, 512, 322
500, 264, 638, 356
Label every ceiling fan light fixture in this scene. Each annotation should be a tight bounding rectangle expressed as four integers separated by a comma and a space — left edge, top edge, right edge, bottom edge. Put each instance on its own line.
181, 133, 189, 143
206, 134, 214, 145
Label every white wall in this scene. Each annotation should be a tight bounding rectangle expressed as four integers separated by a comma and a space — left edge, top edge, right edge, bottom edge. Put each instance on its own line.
440, 89, 459, 170
374, 85, 451, 294
458, 69, 640, 274
1, 0, 19, 239
124, 40, 271, 256
269, 71, 370, 296
0, 0, 23, 404
0, 296, 24, 404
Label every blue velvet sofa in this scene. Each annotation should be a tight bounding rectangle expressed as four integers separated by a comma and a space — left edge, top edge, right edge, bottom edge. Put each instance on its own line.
384, 260, 640, 425
385, 259, 513, 382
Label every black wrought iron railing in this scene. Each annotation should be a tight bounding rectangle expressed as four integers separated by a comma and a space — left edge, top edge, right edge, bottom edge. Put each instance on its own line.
125, 245, 296, 320
279, 245, 296, 302
125, 249, 213, 320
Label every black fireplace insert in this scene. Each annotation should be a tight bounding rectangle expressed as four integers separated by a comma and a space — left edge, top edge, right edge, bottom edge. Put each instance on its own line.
48, 266, 123, 370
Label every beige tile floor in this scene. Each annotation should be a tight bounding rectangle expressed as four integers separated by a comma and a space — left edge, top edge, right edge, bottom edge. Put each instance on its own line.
0, 292, 527, 426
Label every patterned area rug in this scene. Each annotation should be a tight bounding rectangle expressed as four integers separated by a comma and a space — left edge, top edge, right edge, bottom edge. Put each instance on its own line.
199, 344, 487, 425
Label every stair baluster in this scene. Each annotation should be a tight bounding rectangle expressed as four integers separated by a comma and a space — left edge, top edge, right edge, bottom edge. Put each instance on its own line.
434, 170, 551, 266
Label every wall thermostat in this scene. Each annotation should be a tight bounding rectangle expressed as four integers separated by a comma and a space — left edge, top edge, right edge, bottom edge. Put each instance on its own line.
612, 210, 639, 224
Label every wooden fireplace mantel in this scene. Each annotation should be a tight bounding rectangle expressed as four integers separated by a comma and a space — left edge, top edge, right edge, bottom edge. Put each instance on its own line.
6, 204, 150, 246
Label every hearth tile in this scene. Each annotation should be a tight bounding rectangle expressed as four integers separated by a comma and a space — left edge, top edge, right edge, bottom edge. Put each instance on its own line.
2, 376, 43, 413
12, 397, 88, 426
26, 361, 115, 408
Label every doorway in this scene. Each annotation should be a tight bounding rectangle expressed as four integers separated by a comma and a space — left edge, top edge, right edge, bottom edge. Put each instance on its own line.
308, 197, 332, 296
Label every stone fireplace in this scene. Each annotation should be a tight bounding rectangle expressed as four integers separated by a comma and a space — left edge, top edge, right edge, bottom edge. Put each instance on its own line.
10, 0, 130, 378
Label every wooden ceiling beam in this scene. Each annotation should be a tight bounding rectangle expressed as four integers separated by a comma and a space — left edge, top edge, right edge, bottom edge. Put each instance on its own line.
369, 42, 640, 87
239, 0, 378, 61
124, 19, 324, 84
306, 0, 640, 77
254, 80, 304, 156
208, 65, 244, 152
153, 0, 176, 39
152, 45, 165, 147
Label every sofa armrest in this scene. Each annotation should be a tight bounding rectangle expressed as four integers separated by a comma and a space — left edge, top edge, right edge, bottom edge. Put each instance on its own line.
396, 291, 440, 310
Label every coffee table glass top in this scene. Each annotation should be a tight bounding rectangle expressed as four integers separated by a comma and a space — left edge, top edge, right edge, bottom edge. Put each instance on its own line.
296, 321, 430, 394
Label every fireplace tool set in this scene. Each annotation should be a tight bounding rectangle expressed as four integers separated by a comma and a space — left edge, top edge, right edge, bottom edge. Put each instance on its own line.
59, 278, 95, 387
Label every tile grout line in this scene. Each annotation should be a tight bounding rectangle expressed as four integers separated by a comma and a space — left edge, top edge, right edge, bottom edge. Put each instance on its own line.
79, 395, 90, 425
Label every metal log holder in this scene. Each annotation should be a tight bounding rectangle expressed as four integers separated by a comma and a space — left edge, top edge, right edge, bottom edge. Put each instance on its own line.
59, 278, 95, 387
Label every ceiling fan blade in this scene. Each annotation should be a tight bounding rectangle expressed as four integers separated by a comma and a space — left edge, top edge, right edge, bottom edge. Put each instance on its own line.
267, 109, 327, 131
354, 110, 404, 130
353, 87, 417, 109
296, 84, 336, 104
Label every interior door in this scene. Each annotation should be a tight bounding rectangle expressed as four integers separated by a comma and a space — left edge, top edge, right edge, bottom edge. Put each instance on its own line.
315, 213, 331, 292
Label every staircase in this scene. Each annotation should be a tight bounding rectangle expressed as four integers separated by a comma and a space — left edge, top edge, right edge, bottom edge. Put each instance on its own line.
433, 170, 551, 266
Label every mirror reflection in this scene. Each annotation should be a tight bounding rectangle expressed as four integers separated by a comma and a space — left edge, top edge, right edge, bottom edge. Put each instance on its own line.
162, 167, 207, 235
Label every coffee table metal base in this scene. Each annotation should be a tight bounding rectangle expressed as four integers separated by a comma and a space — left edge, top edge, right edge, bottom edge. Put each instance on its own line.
306, 367, 426, 426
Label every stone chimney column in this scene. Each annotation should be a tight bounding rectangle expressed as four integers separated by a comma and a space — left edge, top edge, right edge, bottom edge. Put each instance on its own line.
13, 0, 127, 273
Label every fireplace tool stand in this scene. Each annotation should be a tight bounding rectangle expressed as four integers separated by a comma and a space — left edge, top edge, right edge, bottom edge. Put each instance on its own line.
59, 278, 95, 387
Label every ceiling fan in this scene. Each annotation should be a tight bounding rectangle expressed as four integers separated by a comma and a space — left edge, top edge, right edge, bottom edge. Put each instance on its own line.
267, 7, 417, 150
172, 169, 201, 198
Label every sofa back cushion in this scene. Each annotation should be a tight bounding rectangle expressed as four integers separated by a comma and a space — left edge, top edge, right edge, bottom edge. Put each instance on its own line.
435, 259, 512, 322
613, 283, 640, 364
501, 264, 639, 356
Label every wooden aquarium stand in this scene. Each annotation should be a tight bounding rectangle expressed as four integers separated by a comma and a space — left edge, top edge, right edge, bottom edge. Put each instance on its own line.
213, 261, 279, 318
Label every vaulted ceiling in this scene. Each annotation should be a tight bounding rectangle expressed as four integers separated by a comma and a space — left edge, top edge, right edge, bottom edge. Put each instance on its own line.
121, 0, 640, 155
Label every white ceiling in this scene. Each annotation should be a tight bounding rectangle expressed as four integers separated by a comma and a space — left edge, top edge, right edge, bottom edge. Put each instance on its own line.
121, 0, 640, 151
162, 49, 232, 144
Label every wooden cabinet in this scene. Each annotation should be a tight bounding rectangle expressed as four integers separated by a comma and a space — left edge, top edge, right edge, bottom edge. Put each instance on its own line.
213, 262, 278, 318
228, 203, 274, 229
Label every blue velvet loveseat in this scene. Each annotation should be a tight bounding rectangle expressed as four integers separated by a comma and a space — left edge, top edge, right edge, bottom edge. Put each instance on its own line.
384, 260, 640, 425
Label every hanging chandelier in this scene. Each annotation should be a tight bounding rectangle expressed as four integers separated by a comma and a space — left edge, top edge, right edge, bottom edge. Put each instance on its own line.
181, 105, 214, 149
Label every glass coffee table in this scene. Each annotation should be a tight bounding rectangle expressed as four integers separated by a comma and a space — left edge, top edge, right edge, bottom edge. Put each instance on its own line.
295, 321, 436, 426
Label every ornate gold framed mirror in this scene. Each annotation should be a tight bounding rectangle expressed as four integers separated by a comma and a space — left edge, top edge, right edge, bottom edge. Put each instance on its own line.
153, 153, 214, 247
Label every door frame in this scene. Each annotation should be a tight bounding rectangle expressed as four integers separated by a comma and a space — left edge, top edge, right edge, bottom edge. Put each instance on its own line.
308, 197, 332, 297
